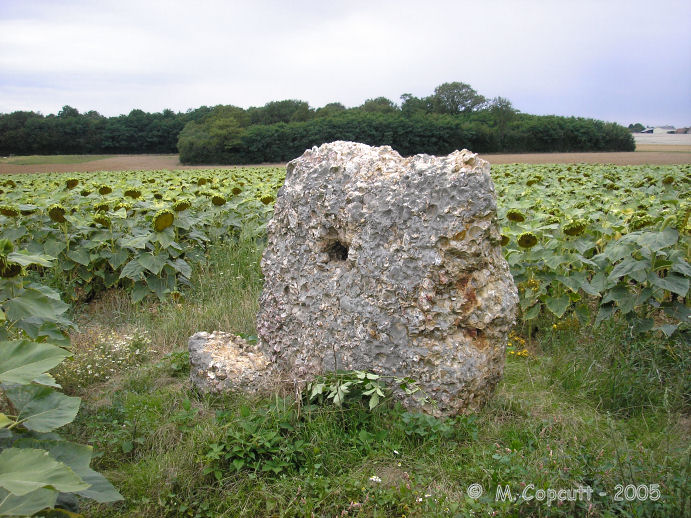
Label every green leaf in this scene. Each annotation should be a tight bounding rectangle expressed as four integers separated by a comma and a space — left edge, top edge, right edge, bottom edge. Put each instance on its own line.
6, 251, 54, 268
523, 303, 540, 320
0, 340, 70, 384
608, 259, 648, 281
170, 258, 192, 279
544, 295, 570, 318
571, 238, 596, 254
631, 318, 655, 334
36, 322, 71, 347
32, 373, 61, 388
0, 413, 13, 428
119, 259, 145, 281
146, 275, 169, 300
65, 249, 90, 266
4, 288, 69, 324
574, 304, 590, 324
557, 273, 582, 293
1, 226, 27, 242
662, 301, 691, 322
15, 439, 123, 503
589, 272, 607, 293
5, 385, 80, 433
0, 448, 88, 496
154, 228, 175, 248
309, 383, 325, 399
130, 282, 149, 303
671, 260, 691, 277
544, 254, 570, 270
595, 304, 616, 325
368, 392, 380, 410
648, 273, 689, 297
137, 253, 167, 275
656, 324, 678, 337
121, 233, 151, 249
636, 228, 678, 252
43, 239, 67, 258
618, 292, 637, 314
108, 249, 129, 270
0, 487, 57, 517
601, 285, 629, 304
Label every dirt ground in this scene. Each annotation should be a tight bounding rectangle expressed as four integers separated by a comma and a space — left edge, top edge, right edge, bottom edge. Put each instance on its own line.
1, 148, 689, 175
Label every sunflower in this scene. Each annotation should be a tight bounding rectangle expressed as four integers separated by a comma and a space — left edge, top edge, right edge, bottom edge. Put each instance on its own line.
0, 259, 21, 278
173, 200, 191, 212
65, 177, 79, 189
124, 189, 142, 199
260, 195, 275, 205
98, 185, 113, 195
562, 219, 587, 236
48, 204, 67, 223
506, 209, 526, 223
662, 175, 675, 185
153, 209, 174, 232
500, 235, 510, 246
212, 195, 226, 206
93, 214, 111, 228
629, 213, 654, 231
517, 232, 538, 248
0, 205, 19, 218
80, 189, 92, 197
231, 187, 242, 196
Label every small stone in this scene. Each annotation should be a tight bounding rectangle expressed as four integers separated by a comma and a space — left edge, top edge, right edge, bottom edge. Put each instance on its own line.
188, 331, 274, 394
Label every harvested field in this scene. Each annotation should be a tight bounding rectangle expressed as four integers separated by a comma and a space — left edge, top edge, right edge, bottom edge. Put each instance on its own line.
1, 147, 690, 175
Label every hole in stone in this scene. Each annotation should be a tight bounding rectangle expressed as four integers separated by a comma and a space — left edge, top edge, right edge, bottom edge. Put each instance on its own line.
325, 239, 349, 261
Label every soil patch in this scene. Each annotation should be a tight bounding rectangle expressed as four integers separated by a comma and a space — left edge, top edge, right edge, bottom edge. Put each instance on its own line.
1, 150, 689, 175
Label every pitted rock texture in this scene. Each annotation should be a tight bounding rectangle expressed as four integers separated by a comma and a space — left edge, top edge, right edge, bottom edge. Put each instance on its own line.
188, 331, 274, 394
256, 141, 518, 415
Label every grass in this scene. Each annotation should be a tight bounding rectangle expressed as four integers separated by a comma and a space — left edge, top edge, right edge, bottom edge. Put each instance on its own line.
57, 238, 690, 517
0, 154, 113, 165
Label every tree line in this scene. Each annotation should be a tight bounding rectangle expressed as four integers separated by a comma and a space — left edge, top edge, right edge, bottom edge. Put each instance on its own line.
0, 82, 635, 161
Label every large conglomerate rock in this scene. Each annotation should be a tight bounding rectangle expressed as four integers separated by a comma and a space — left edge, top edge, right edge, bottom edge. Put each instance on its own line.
256, 141, 518, 415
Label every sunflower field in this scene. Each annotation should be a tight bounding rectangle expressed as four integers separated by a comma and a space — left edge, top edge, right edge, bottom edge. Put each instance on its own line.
0, 163, 689, 335
0, 167, 283, 303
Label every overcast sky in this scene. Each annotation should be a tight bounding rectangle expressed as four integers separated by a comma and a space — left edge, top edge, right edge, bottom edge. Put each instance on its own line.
1, 0, 689, 126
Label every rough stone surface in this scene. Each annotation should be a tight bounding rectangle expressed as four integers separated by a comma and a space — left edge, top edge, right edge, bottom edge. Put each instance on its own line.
256, 141, 518, 415
188, 331, 273, 394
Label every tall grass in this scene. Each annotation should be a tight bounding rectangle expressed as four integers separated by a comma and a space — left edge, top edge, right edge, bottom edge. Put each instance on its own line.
60, 238, 690, 517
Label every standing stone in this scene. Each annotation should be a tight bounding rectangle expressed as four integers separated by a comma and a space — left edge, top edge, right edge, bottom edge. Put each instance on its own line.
256, 141, 518, 415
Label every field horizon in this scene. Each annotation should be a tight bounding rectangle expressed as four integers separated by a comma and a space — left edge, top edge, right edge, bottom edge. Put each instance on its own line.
1, 143, 691, 175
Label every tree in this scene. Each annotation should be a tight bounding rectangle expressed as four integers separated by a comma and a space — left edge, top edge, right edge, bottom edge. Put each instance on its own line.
57, 105, 80, 118
488, 96, 518, 144
359, 97, 399, 114
249, 100, 313, 125
430, 82, 486, 114
400, 94, 431, 117
315, 102, 347, 118
628, 122, 645, 133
